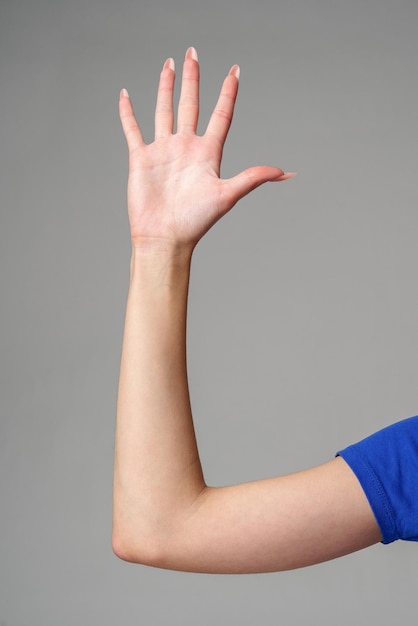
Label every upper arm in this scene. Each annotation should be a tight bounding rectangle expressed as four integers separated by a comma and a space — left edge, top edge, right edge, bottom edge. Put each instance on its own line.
128, 456, 382, 573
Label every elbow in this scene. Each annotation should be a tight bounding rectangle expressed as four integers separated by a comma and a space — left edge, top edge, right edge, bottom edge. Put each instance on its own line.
111, 498, 167, 566
112, 487, 211, 569
111, 528, 136, 563
111, 523, 174, 568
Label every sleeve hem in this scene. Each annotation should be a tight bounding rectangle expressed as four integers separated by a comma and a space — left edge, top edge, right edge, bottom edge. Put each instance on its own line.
336, 447, 399, 545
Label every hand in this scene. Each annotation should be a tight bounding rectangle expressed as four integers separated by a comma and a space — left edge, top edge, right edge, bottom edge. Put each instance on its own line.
119, 47, 294, 253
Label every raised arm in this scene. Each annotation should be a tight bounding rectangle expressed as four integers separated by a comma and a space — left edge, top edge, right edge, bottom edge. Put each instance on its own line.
112, 48, 381, 574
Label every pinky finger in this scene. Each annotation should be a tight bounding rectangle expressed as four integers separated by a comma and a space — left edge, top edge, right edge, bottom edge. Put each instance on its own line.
119, 89, 145, 151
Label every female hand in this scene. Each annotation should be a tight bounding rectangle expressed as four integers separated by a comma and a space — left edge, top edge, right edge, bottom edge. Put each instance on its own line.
119, 47, 294, 253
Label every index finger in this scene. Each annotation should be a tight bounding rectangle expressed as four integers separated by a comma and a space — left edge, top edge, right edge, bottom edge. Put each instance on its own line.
204, 65, 240, 147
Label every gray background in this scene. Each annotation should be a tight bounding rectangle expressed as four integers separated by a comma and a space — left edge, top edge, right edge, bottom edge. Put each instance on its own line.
1, 0, 417, 624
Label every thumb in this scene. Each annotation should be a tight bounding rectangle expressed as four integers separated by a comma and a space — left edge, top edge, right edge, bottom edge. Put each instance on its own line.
222, 166, 295, 210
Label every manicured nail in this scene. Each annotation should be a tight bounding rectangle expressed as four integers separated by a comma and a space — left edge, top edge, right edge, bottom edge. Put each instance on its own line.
120, 88, 129, 98
276, 172, 297, 181
230, 65, 240, 79
186, 46, 198, 61
164, 57, 175, 71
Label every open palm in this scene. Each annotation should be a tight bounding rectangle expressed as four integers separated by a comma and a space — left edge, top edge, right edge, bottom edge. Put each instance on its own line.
119, 48, 293, 251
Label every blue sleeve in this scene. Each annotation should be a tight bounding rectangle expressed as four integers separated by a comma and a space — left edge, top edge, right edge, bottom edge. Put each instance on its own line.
336, 415, 418, 544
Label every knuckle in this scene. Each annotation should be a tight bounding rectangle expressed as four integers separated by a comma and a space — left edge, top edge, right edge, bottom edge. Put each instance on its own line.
179, 95, 199, 108
214, 107, 231, 121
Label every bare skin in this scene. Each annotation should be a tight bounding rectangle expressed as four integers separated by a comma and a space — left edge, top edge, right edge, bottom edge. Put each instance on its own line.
112, 47, 382, 574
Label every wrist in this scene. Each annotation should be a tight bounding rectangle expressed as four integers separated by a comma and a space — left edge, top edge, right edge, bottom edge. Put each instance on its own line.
129, 237, 193, 287
131, 235, 195, 260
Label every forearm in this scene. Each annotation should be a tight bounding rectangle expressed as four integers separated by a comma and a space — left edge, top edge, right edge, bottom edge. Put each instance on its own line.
112, 243, 206, 561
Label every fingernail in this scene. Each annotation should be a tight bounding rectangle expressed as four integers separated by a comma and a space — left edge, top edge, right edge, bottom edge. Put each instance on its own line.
230, 65, 240, 79
164, 57, 175, 71
276, 172, 297, 181
186, 46, 198, 61
120, 88, 129, 98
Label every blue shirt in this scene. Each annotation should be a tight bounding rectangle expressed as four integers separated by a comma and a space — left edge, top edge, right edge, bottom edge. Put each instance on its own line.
337, 415, 418, 544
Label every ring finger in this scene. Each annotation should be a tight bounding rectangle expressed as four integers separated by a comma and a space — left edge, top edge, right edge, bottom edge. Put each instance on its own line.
154, 57, 176, 140
177, 47, 200, 135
